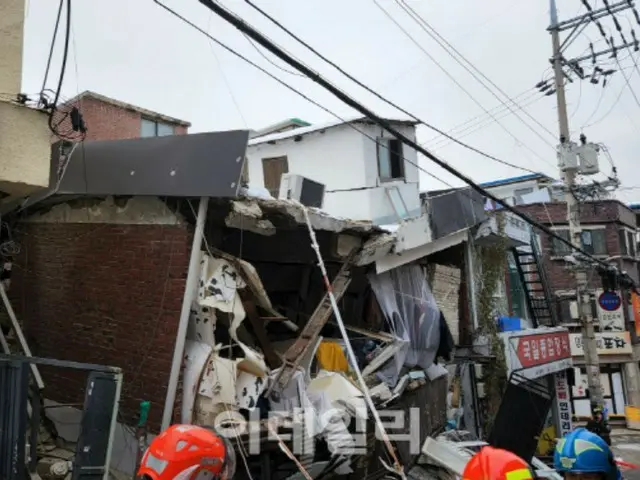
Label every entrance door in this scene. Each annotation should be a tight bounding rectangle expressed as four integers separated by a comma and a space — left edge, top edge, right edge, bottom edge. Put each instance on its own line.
612, 371, 625, 415
262, 156, 289, 197
570, 365, 626, 416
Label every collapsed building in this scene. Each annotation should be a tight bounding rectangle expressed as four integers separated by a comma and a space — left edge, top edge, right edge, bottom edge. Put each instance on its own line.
0, 131, 463, 479
0, 124, 572, 480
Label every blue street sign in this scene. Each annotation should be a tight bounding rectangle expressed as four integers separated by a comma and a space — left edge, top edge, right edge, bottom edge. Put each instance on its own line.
598, 291, 622, 312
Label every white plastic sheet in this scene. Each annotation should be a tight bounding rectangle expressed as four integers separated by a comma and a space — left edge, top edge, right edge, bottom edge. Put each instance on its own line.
369, 264, 441, 386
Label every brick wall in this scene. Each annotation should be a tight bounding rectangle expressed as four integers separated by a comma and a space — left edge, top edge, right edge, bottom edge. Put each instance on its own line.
517, 201, 639, 291
536, 223, 632, 291
518, 200, 635, 228
11, 221, 193, 431
59, 95, 189, 142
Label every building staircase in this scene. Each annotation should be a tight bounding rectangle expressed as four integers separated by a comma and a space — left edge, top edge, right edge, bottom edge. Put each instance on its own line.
512, 232, 558, 327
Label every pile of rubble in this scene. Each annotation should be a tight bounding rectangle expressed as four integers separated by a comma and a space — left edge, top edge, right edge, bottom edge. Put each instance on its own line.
29, 425, 76, 480
177, 242, 454, 478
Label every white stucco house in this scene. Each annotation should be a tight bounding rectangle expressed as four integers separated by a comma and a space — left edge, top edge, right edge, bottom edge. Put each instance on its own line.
479, 172, 558, 207
245, 117, 421, 225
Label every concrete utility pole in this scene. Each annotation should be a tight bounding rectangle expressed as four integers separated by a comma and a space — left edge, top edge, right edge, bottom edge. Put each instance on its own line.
549, 0, 604, 411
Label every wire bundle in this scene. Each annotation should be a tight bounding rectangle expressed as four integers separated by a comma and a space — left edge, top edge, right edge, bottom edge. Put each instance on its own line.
39, 0, 86, 142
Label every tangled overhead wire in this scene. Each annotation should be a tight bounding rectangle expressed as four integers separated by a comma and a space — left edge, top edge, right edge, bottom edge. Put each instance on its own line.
40, 89, 87, 142
39, 0, 87, 143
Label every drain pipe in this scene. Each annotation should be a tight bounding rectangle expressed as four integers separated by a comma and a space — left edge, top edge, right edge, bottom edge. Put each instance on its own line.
161, 197, 208, 430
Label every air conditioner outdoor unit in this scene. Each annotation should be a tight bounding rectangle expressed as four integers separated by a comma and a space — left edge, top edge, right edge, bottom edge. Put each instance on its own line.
278, 173, 325, 208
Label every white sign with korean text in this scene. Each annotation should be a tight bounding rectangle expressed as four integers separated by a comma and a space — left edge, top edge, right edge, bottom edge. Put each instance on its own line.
569, 332, 632, 356
554, 370, 573, 437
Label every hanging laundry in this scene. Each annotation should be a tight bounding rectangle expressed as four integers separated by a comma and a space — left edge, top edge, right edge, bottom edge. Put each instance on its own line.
316, 340, 349, 372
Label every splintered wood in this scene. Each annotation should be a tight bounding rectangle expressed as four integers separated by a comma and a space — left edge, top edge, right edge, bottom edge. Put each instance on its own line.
272, 250, 357, 392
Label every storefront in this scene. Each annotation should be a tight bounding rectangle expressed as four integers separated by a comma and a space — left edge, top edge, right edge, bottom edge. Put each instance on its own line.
500, 327, 573, 455
568, 331, 633, 419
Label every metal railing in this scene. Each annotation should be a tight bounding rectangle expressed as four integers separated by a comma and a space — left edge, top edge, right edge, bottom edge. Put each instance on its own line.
0, 354, 122, 480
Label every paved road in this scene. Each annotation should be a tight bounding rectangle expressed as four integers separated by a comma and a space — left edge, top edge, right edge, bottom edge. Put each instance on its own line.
612, 432, 640, 480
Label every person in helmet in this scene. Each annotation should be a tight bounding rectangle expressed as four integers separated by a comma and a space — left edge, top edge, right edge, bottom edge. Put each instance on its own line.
463, 446, 534, 480
586, 407, 612, 446
554, 427, 621, 480
137, 424, 236, 480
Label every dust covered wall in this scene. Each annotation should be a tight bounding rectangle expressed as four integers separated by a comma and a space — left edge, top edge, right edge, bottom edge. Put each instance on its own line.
8, 197, 193, 431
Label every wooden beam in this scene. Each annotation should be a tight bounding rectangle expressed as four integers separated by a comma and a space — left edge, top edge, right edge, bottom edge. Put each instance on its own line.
239, 290, 281, 369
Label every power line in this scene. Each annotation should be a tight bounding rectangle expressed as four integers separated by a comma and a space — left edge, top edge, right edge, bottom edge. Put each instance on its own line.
581, 82, 607, 126
581, 0, 640, 107
577, 51, 640, 129
152, 0, 458, 193
428, 93, 546, 151
371, 0, 555, 169
395, 0, 559, 143
205, 12, 248, 127
198, 0, 619, 270
242, 0, 546, 176
242, 34, 306, 77
39, 0, 64, 103
422, 87, 541, 144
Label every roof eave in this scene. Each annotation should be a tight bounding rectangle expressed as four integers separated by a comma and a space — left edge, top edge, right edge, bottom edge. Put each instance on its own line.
66, 90, 192, 127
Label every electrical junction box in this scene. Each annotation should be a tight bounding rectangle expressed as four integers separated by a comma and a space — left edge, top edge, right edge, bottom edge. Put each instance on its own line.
278, 173, 325, 208
557, 141, 579, 171
576, 143, 600, 175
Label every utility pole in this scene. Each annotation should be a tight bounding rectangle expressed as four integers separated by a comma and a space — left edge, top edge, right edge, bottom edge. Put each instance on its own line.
549, 0, 604, 412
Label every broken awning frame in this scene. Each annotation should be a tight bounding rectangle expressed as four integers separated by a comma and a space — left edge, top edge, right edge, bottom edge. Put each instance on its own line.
1, 130, 251, 214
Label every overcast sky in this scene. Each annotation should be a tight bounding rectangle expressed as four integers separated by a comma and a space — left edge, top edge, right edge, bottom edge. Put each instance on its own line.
21, 0, 640, 204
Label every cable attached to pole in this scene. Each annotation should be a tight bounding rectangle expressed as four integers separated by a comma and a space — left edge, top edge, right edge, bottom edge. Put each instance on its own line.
198, 0, 619, 272
243, 0, 540, 174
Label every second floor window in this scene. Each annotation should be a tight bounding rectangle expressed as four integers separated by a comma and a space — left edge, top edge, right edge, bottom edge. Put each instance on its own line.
618, 228, 637, 257
513, 187, 534, 205
377, 138, 404, 181
551, 228, 607, 256
141, 118, 174, 137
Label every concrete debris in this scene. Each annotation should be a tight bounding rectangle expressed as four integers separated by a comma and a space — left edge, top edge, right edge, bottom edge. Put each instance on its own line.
230, 197, 390, 236
226, 199, 277, 235
29, 423, 77, 480
49, 460, 70, 479
407, 465, 457, 480
176, 239, 447, 479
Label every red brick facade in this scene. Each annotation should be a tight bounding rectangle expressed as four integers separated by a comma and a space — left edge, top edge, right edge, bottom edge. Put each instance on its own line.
10, 93, 193, 430
517, 200, 639, 291
61, 92, 189, 142
11, 222, 192, 430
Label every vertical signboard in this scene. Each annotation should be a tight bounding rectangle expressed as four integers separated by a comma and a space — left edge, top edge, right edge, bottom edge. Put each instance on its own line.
631, 291, 640, 340
555, 370, 573, 438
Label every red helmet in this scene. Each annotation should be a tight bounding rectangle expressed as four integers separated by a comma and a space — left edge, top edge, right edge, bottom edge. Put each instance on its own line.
463, 446, 533, 480
137, 424, 236, 480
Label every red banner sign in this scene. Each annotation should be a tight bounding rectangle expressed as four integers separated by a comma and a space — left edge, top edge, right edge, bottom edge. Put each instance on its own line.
515, 331, 571, 368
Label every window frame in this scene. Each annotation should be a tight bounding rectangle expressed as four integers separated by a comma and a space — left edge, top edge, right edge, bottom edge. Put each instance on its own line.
619, 226, 638, 257
513, 187, 534, 205
385, 185, 410, 222
261, 155, 289, 198
549, 225, 608, 257
376, 137, 405, 183
140, 117, 175, 138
